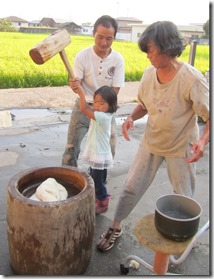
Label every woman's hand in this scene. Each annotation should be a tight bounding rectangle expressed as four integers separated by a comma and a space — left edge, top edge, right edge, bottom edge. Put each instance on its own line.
186, 120, 209, 163
186, 139, 206, 163
122, 116, 134, 141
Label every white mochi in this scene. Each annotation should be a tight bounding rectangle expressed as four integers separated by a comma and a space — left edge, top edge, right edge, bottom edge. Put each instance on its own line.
30, 178, 68, 201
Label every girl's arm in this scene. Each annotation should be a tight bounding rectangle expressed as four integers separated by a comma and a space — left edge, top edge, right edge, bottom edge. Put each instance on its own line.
69, 79, 95, 120
77, 87, 95, 120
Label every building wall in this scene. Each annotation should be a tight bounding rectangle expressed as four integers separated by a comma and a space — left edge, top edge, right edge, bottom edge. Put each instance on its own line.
130, 25, 147, 42
11, 22, 28, 28
81, 26, 93, 35
116, 32, 131, 41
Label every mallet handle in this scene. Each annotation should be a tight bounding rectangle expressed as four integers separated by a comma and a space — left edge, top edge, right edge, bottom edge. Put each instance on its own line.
59, 49, 75, 80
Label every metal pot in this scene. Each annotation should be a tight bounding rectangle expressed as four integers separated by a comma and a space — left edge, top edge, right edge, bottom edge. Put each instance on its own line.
155, 194, 202, 242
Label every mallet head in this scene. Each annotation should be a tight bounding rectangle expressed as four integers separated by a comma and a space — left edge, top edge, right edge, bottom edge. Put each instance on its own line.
29, 29, 71, 64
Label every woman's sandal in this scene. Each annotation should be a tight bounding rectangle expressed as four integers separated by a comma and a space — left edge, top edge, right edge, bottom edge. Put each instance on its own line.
97, 227, 123, 252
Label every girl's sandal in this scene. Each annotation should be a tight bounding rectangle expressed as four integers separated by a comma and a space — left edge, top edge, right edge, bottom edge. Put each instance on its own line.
97, 227, 123, 252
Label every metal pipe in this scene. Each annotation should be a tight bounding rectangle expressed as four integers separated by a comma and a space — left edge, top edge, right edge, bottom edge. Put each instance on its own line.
188, 40, 198, 66
170, 220, 209, 265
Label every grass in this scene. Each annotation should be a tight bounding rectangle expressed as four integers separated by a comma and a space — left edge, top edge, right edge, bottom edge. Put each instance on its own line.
0, 32, 209, 89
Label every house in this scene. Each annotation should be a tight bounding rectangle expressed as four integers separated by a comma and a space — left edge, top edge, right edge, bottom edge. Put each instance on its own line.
3, 16, 28, 29
28, 17, 82, 34
39, 17, 58, 28
130, 23, 205, 44
116, 17, 143, 41
81, 25, 94, 35
177, 24, 205, 44
28, 17, 66, 27
58, 22, 82, 34
28, 20, 40, 27
79, 17, 143, 39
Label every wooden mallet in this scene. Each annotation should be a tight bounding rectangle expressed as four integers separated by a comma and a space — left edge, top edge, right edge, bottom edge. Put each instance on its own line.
29, 29, 75, 79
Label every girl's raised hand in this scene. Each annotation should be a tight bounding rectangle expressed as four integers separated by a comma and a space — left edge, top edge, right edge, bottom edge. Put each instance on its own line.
69, 77, 81, 94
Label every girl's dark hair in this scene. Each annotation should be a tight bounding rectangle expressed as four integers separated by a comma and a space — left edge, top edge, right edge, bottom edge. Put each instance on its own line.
94, 86, 118, 113
93, 15, 118, 37
138, 21, 186, 57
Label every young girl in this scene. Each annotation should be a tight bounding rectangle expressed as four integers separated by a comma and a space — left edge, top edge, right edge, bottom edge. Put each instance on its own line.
70, 81, 118, 215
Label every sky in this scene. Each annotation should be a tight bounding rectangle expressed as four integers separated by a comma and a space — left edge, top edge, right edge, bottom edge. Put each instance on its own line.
0, 0, 211, 25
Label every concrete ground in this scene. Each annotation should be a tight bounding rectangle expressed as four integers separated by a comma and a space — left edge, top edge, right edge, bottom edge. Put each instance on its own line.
0, 83, 210, 276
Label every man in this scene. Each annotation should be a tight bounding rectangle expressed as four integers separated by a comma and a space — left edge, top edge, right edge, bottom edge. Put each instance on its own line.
62, 15, 125, 167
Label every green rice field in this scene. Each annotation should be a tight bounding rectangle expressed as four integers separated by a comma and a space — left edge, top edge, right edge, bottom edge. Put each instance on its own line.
0, 32, 209, 89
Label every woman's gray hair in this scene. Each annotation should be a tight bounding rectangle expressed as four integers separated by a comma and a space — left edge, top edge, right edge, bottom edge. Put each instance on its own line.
138, 21, 186, 57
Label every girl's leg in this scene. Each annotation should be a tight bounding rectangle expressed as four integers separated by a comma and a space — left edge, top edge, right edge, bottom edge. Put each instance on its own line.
90, 168, 108, 200
114, 142, 163, 222
90, 168, 110, 215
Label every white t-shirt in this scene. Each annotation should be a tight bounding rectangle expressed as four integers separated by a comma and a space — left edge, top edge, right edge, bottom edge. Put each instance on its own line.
81, 111, 113, 169
138, 63, 209, 158
74, 46, 125, 102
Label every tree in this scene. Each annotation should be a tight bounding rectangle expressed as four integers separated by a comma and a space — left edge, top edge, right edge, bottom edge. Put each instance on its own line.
203, 20, 209, 38
0, 19, 17, 32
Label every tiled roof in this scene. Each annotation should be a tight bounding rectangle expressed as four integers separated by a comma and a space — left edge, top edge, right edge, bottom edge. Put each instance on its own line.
3, 16, 29, 23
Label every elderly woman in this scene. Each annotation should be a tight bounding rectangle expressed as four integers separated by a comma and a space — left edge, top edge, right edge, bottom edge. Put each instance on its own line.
97, 20, 209, 252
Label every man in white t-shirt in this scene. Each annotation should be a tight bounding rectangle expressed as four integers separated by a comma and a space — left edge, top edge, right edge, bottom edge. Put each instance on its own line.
62, 15, 125, 167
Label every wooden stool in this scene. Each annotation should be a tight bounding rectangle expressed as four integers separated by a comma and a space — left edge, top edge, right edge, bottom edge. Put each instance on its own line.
134, 214, 192, 275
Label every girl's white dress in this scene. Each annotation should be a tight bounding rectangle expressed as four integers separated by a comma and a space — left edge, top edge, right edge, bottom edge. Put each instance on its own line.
81, 111, 113, 170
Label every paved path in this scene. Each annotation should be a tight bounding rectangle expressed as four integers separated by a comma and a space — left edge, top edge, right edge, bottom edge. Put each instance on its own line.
0, 82, 140, 110
0, 82, 210, 276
